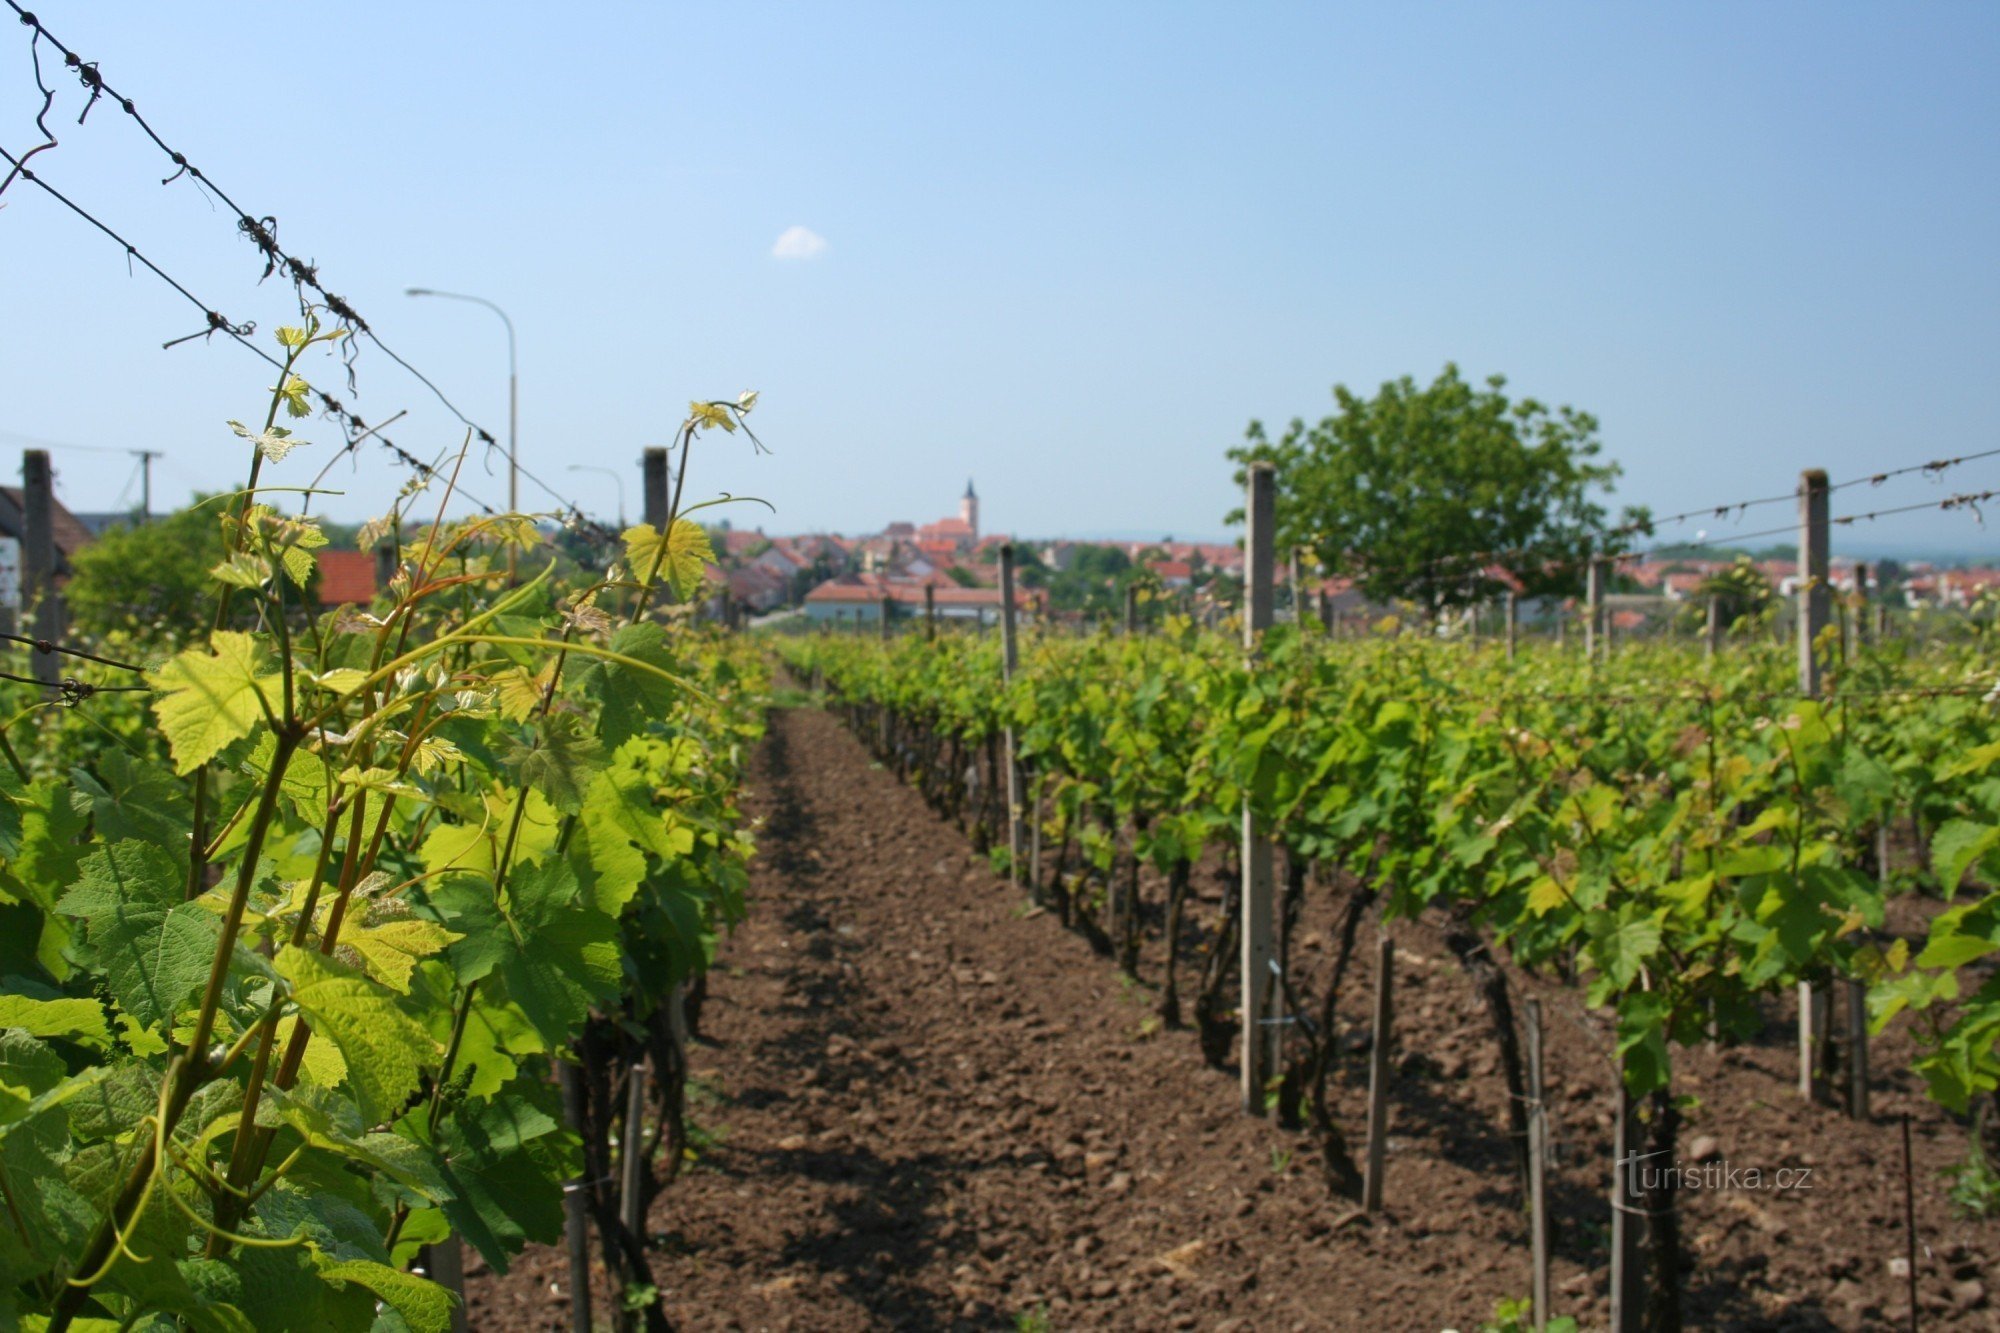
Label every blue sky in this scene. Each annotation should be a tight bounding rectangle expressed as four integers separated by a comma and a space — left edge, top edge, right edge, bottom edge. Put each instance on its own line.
3, 3, 1997, 555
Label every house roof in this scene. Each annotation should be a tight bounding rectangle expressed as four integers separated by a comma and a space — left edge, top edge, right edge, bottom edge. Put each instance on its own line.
316, 550, 377, 605
804, 577, 1028, 608
0, 487, 95, 565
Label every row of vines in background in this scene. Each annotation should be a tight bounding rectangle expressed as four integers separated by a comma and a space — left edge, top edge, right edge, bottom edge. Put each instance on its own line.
0, 322, 768, 1331
779, 611, 2000, 1329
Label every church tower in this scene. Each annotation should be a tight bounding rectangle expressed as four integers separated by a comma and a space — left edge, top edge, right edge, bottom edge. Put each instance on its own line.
961, 478, 978, 541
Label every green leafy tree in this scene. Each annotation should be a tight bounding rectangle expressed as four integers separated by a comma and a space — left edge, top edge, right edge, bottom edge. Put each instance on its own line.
66, 501, 230, 638
1228, 364, 1643, 612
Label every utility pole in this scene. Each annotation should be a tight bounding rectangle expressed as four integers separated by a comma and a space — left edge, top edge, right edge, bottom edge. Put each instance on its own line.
130, 449, 162, 523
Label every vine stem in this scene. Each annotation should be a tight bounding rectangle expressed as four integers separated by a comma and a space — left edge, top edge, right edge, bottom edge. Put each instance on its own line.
50, 729, 300, 1330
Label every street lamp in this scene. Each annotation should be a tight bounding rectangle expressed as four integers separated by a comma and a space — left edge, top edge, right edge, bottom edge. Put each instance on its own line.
566, 464, 626, 528
405, 288, 517, 518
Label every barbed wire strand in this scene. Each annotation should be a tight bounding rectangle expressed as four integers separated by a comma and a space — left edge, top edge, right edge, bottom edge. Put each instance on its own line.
0, 141, 513, 516
2, 7, 611, 525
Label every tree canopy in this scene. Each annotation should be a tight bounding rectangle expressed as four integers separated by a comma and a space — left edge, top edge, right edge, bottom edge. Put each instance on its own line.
1228, 364, 1644, 611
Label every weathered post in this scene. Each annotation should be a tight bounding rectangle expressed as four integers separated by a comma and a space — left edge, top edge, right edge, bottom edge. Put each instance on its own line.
1798, 469, 1829, 696
1240, 464, 1277, 1113
1362, 933, 1395, 1212
559, 1064, 592, 1332
1504, 591, 1518, 661
1846, 977, 1870, 1121
1610, 1082, 1645, 1330
428, 1239, 469, 1333
1317, 587, 1333, 633
1797, 469, 1830, 1100
1288, 547, 1303, 623
642, 446, 669, 528
925, 583, 937, 642
999, 545, 1023, 891
22, 451, 59, 685
1526, 1000, 1551, 1330
1853, 561, 1871, 653
1705, 594, 1722, 658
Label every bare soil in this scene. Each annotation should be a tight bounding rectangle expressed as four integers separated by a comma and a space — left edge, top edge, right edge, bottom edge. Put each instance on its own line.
466, 705, 2000, 1331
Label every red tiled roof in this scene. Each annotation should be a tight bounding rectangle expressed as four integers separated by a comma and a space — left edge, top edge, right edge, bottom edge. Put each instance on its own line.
316, 550, 376, 605
0, 487, 94, 561
805, 578, 1027, 608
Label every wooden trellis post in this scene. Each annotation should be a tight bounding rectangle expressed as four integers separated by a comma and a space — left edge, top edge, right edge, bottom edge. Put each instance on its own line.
1362, 933, 1395, 1211
1526, 1000, 1550, 1330
1000, 545, 1023, 890
22, 451, 60, 685
642, 446, 668, 528
1797, 469, 1832, 1102
1240, 464, 1277, 1113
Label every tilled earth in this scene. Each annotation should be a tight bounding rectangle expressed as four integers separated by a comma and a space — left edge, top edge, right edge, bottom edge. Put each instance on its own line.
468, 706, 2000, 1331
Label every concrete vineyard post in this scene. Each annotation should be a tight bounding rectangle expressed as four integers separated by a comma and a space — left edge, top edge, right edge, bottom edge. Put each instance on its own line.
1584, 554, 1603, 665
1240, 463, 1278, 1113
642, 446, 668, 528
925, 583, 937, 641
619, 1061, 649, 1240
1000, 545, 1023, 891
1610, 1082, 1644, 1331
1362, 933, 1395, 1212
1526, 999, 1550, 1331
23, 451, 60, 685
1288, 546, 1303, 623
1504, 591, 1518, 661
1705, 594, 1722, 658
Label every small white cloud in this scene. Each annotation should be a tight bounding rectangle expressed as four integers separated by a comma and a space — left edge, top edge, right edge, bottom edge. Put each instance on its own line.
771, 225, 828, 261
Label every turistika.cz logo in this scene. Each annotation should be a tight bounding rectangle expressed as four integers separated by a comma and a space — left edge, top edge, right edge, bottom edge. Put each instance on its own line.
1619, 1149, 1815, 1195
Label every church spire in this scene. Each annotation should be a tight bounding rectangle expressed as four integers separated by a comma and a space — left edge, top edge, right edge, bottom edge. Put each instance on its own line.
965, 477, 976, 500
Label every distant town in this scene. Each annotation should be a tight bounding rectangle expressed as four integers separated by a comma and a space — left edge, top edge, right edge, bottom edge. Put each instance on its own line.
4, 477, 1999, 630
685, 481, 2000, 630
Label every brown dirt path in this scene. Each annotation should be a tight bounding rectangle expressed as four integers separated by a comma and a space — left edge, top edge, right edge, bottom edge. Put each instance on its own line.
466, 705, 2000, 1331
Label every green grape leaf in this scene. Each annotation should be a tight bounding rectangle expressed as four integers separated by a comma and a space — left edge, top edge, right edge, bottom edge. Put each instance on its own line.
621, 518, 714, 602
579, 624, 678, 750
1585, 907, 1662, 992
58, 840, 219, 1031
429, 1091, 571, 1273
508, 717, 604, 815
0, 996, 109, 1051
71, 751, 194, 854
425, 855, 620, 1051
316, 1257, 456, 1333
1931, 818, 2000, 897
148, 631, 283, 774
273, 946, 439, 1125
344, 917, 462, 994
